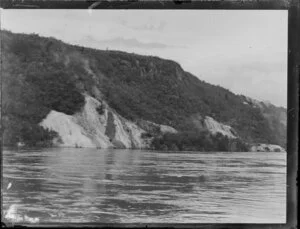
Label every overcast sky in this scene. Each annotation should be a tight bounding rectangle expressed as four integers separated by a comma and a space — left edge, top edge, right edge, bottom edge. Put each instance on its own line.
1, 10, 287, 107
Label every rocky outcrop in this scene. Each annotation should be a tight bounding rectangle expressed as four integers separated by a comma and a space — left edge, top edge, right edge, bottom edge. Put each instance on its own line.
40, 96, 242, 149
191, 114, 237, 139
40, 110, 96, 148
73, 95, 112, 148
250, 143, 286, 152
242, 96, 265, 109
203, 116, 237, 139
136, 120, 178, 135
123, 119, 147, 148
111, 112, 134, 148
39, 94, 177, 149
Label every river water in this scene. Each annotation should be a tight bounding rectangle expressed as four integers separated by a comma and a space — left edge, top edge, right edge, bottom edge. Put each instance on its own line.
2, 148, 286, 224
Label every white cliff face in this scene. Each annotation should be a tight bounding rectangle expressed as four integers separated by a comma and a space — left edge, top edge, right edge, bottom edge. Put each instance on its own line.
73, 95, 112, 148
124, 120, 147, 148
40, 110, 96, 148
250, 143, 286, 152
39, 94, 160, 149
40, 96, 242, 149
111, 113, 132, 148
203, 116, 237, 139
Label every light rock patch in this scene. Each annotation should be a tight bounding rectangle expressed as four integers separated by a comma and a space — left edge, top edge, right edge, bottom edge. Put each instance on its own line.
204, 116, 237, 139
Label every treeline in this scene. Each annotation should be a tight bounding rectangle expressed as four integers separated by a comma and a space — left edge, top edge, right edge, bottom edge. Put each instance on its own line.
150, 131, 250, 152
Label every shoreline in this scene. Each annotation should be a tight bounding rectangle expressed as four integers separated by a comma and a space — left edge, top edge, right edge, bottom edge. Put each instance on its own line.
2, 146, 286, 153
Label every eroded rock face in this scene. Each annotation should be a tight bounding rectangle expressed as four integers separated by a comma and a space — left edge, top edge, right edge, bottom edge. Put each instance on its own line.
40, 110, 96, 148
39, 94, 176, 149
123, 120, 147, 149
136, 120, 178, 135
40, 95, 283, 151
203, 116, 237, 139
74, 95, 112, 148
190, 114, 237, 139
111, 112, 132, 148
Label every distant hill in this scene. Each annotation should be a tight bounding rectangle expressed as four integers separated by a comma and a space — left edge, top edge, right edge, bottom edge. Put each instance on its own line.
1, 30, 286, 151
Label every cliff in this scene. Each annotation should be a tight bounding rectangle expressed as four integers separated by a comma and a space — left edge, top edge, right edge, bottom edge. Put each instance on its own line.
39, 95, 177, 149
1, 30, 286, 151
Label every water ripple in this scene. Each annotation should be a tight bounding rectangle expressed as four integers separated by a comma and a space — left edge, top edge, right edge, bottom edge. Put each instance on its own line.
2, 149, 286, 223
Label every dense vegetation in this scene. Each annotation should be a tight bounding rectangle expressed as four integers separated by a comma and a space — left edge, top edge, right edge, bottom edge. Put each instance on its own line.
151, 131, 249, 152
1, 30, 286, 149
259, 103, 286, 148
1, 31, 85, 146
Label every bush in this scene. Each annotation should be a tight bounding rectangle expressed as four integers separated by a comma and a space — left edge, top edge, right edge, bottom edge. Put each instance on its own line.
3, 116, 58, 147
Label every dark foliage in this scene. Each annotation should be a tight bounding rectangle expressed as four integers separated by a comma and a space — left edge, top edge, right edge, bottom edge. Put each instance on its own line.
25, 62, 85, 115
2, 31, 84, 147
151, 131, 250, 152
2, 116, 58, 147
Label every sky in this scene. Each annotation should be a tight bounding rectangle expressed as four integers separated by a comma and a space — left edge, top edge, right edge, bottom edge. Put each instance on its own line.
1, 10, 288, 107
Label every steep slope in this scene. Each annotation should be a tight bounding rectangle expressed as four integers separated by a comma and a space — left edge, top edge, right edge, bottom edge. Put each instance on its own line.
1, 30, 286, 150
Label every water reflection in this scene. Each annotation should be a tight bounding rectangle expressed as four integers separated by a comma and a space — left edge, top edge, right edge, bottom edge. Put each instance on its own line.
3, 149, 286, 223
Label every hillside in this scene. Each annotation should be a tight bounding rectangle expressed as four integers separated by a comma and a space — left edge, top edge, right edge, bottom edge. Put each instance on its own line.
1, 30, 286, 151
